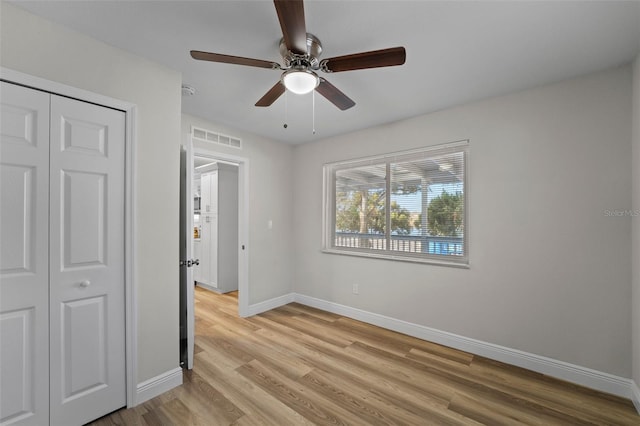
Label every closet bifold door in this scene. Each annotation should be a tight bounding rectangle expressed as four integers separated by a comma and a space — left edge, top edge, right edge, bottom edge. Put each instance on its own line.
0, 82, 51, 426
48, 95, 126, 425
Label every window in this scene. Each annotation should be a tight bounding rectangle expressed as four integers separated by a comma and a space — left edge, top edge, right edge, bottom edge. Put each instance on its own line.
323, 141, 468, 266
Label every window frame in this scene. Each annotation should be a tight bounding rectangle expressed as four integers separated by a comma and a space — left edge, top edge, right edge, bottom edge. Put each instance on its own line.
322, 140, 469, 268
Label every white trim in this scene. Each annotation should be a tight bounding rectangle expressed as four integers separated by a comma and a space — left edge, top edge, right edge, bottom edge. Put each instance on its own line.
195, 282, 222, 293
237, 157, 250, 317
1, 67, 139, 408
321, 248, 470, 268
246, 293, 295, 316
632, 381, 640, 414
293, 293, 636, 400
135, 368, 183, 405
0, 68, 134, 112
124, 106, 138, 407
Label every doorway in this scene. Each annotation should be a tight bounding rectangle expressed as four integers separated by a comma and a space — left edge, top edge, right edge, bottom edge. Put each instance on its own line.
193, 158, 239, 294
179, 143, 249, 369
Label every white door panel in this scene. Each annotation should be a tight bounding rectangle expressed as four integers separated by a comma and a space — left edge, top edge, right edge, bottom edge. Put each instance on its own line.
60, 296, 108, 401
0, 165, 36, 275
60, 170, 107, 268
0, 308, 36, 425
0, 82, 50, 426
49, 95, 125, 426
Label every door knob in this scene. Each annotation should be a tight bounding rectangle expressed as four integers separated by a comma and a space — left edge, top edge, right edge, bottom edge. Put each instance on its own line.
80, 280, 91, 288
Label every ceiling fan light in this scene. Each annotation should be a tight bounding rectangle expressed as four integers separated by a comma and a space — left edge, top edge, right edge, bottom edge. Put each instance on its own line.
282, 69, 319, 95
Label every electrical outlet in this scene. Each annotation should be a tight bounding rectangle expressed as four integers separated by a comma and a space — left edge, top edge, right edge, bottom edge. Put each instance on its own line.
352, 283, 359, 294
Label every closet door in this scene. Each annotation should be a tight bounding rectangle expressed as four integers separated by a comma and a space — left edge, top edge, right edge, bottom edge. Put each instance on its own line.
0, 82, 50, 426
48, 95, 126, 425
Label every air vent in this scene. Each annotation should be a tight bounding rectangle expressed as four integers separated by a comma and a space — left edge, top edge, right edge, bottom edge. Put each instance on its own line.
191, 126, 242, 149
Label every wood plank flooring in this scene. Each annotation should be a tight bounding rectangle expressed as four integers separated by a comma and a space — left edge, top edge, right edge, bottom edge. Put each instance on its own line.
90, 287, 639, 425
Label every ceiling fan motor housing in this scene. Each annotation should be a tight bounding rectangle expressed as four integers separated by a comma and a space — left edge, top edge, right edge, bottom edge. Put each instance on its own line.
279, 33, 322, 69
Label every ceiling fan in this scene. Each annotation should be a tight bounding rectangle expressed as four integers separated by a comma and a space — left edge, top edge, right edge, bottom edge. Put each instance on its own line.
190, 0, 406, 111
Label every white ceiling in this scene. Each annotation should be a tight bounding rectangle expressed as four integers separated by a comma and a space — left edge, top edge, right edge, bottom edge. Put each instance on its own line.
12, 1, 640, 144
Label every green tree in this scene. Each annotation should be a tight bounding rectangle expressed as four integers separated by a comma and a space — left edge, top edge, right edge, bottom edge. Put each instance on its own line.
335, 191, 361, 232
427, 191, 463, 236
336, 190, 413, 235
364, 191, 385, 234
390, 202, 412, 235
336, 189, 385, 233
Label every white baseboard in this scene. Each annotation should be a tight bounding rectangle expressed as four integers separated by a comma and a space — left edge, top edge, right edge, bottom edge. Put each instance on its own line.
135, 367, 183, 405
632, 380, 640, 414
293, 293, 635, 401
196, 282, 223, 294
246, 292, 295, 316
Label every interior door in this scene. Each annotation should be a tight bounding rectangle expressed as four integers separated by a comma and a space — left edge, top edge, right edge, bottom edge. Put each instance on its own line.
179, 144, 195, 369
0, 82, 50, 426
186, 143, 195, 369
48, 95, 126, 425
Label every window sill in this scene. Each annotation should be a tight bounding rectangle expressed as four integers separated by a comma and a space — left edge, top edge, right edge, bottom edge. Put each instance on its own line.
321, 248, 470, 269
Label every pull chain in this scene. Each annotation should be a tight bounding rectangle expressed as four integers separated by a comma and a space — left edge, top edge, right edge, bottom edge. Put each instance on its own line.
283, 90, 288, 129
312, 89, 316, 135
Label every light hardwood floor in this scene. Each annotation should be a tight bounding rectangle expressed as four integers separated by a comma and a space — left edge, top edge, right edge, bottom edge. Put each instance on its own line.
91, 287, 639, 425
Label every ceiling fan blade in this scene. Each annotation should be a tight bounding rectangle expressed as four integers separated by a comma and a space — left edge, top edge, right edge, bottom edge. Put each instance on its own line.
274, 0, 307, 55
255, 81, 286, 107
316, 78, 355, 111
191, 51, 279, 69
321, 47, 406, 73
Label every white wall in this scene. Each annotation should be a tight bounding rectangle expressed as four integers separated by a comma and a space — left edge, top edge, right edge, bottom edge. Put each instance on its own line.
0, 3, 182, 383
293, 66, 633, 377
632, 54, 640, 390
181, 114, 294, 304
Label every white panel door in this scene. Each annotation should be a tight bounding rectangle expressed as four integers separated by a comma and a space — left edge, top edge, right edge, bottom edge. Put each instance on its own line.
48, 95, 126, 425
0, 82, 50, 426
